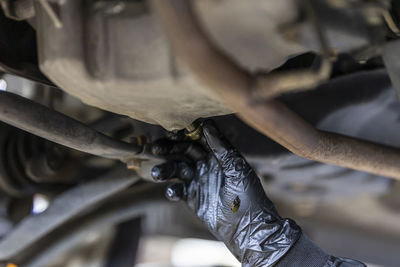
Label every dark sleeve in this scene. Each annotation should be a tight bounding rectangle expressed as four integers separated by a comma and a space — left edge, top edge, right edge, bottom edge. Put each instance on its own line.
275, 234, 367, 267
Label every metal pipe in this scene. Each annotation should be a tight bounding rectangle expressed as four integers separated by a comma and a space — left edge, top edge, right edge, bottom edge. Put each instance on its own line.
252, 58, 332, 100
253, 0, 333, 100
152, 0, 400, 179
0, 91, 142, 160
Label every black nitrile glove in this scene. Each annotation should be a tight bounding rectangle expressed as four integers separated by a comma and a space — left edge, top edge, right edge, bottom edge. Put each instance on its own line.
151, 120, 366, 267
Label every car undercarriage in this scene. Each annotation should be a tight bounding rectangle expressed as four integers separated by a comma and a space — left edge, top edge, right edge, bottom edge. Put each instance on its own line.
0, 0, 400, 266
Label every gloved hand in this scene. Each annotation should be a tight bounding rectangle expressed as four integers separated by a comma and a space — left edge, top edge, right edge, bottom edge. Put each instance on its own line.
151, 120, 366, 267
151, 120, 301, 266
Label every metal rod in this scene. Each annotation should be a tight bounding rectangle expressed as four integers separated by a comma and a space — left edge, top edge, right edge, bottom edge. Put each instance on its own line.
252, 0, 333, 99
252, 58, 331, 100
152, 0, 400, 179
0, 91, 142, 160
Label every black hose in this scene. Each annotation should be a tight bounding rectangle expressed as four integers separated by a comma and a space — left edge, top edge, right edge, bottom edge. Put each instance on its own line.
0, 91, 141, 160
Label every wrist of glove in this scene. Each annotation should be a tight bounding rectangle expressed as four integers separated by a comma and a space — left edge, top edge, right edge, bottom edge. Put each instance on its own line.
151, 120, 301, 266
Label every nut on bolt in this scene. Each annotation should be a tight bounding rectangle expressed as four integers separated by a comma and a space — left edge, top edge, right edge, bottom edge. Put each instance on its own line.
126, 136, 147, 170
185, 122, 202, 140
126, 158, 142, 170
130, 136, 147, 147
125, 136, 147, 171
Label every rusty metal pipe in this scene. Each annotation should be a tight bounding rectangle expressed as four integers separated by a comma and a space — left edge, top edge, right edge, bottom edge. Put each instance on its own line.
152, 0, 400, 179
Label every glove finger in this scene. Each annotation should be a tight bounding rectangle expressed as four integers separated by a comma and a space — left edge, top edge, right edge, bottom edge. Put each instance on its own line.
202, 120, 251, 181
201, 120, 234, 159
151, 161, 195, 182
165, 182, 187, 202
177, 161, 196, 181
151, 139, 206, 161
